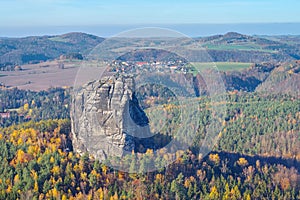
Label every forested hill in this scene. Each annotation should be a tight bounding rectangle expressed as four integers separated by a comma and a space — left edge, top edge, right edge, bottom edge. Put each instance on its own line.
197, 32, 300, 62
0, 32, 104, 66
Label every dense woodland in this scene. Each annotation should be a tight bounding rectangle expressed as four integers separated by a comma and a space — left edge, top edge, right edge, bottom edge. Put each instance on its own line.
0, 88, 70, 127
0, 87, 299, 199
0, 119, 299, 199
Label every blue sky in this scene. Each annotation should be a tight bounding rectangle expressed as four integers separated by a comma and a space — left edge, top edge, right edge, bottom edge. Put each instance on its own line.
1, 0, 300, 26
1, 0, 300, 37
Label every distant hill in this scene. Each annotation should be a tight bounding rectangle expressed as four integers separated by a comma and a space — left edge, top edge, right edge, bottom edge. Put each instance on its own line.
1, 31, 300, 66
93, 32, 300, 63
0, 32, 104, 66
197, 32, 300, 62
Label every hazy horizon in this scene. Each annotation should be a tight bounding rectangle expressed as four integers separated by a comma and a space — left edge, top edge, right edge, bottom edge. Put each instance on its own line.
1, 0, 300, 37
2, 22, 300, 38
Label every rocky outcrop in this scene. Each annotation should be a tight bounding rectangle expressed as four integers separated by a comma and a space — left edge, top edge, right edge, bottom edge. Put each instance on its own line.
71, 75, 151, 160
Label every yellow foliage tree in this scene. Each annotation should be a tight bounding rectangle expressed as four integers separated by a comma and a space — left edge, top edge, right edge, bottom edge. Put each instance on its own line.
34, 181, 39, 192
237, 157, 248, 167
6, 185, 12, 193
230, 185, 241, 199
112, 192, 118, 200
14, 149, 29, 164
51, 166, 61, 176
245, 193, 251, 200
31, 170, 38, 180
184, 179, 190, 188
209, 186, 219, 199
222, 183, 230, 200
80, 172, 88, 181
209, 153, 220, 165
50, 156, 55, 163
13, 174, 20, 184
23, 103, 29, 111
62, 194, 67, 200
52, 187, 59, 199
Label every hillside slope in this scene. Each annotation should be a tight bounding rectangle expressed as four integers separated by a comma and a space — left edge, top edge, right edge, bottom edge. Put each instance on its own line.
198, 32, 300, 62
256, 61, 300, 95
0, 32, 104, 65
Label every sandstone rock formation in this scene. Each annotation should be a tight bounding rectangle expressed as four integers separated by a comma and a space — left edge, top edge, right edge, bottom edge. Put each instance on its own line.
71, 75, 151, 160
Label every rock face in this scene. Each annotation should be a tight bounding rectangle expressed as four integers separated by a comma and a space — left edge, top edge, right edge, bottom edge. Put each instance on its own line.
71, 75, 150, 160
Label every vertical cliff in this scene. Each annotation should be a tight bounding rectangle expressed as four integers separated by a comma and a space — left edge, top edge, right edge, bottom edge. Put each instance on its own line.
71, 75, 150, 160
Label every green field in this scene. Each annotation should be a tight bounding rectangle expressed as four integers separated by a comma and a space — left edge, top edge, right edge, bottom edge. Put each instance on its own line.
48, 36, 70, 43
192, 62, 252, 71
204, 43, 277, 53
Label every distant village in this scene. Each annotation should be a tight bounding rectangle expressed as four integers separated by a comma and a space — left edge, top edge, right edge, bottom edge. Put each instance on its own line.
108, 60, 195, 74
